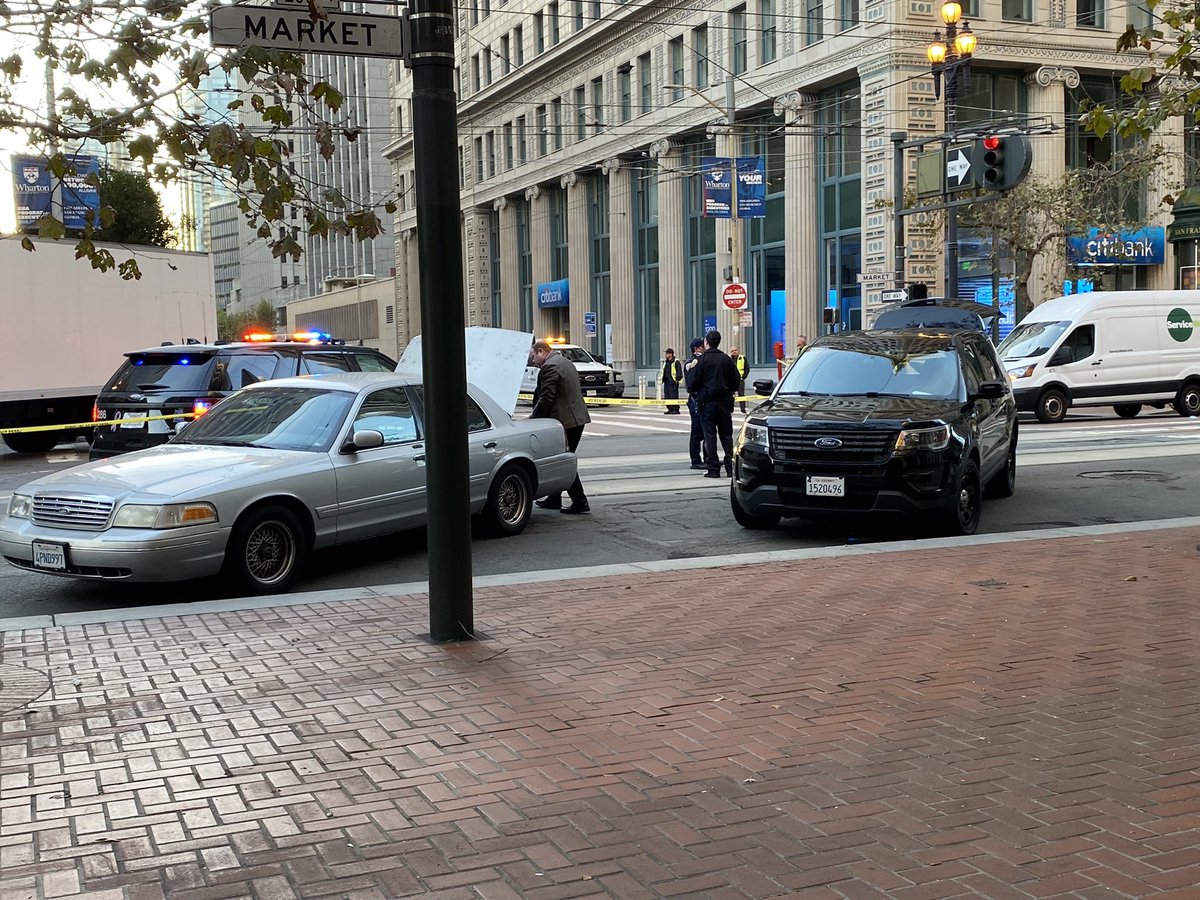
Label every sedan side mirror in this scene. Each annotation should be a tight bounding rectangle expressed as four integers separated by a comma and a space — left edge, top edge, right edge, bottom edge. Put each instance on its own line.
971, 380, 1007, 401
347, 429, 385, 452
753, 379, 775, 396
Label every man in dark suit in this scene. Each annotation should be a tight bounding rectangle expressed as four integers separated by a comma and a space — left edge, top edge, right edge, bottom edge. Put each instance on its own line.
691, 330, 740, 479
528, 340, 592, 514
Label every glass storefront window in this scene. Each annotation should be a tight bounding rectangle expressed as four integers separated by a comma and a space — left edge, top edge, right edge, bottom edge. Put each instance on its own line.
818, 83, 862, 332
683, 139, 717, 342
634, 163, 660, 367
588, 175, 611, 356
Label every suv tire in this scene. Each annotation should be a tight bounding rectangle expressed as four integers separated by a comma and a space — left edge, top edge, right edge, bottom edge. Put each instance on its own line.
985, 436, 1017, 499
945, 461, 982, 536
2, 432, 60, 454
731, 485, 780, 530
1035, 388, 1068, 424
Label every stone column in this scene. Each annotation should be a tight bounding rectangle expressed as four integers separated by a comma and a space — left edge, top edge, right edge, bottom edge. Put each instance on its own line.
462, 207, 491, 328
651, 139, 686, 357
1025, 65, 1079, 304
527, 184, 551, 337
606, 157, 636, 374
779, 91, 820, 349
1149, 95, 1185, 291
563, 171, 591, 346
495, 197, 520, 331
401, 228, 422, 343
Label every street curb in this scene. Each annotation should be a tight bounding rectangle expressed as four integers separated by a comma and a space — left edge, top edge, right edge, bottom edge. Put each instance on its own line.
4, 515, 1199, 634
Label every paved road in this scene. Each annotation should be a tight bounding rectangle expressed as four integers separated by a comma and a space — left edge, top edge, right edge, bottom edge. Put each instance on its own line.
1, 411, 1198, 619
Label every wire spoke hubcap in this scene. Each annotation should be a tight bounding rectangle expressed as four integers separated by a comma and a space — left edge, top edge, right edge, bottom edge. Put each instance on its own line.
245, 521, 295, 584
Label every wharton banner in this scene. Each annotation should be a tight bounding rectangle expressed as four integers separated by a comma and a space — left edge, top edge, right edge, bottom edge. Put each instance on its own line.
1066, 227, 1165, 266
702, 156, 766, 218
11, 154, 100, 231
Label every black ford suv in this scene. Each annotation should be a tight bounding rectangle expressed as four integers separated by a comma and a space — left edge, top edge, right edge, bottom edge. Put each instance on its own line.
90, 336, 397, 459
731, 329, 1017, 535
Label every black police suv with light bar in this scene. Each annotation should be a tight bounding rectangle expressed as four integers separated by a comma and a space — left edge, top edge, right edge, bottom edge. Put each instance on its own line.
972, 133, 1032, 192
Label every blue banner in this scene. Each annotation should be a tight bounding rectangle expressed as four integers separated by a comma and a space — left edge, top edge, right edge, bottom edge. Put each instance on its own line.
537, 278, 570, 309
12, 154, 100, 231
702, 156, 732, 218
736, 156, 766, 218
1066, 226, 1165, 266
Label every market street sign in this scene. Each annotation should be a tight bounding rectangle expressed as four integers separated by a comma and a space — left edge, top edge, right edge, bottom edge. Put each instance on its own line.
856, 272, 892, 285
210, 6, 406, 57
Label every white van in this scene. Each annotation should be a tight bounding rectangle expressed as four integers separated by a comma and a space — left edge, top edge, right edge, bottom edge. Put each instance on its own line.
997, 291, 1200, 422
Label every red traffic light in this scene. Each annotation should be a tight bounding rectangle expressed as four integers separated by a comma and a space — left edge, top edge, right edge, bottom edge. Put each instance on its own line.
983, 136, 1002, 151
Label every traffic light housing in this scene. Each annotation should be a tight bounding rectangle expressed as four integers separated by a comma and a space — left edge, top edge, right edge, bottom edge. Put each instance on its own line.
973, 133, 1032, 192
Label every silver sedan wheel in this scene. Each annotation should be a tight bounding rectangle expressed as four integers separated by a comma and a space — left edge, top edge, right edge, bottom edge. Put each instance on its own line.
496, 471, 529, 527
243, 518, 298, 586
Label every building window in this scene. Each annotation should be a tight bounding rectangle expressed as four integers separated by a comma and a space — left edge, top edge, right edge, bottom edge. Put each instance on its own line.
517, 115, 528, 164
1126, 0, 1150, 27
458, 145, 465, 188
669, 37, 684, 102
591, 0, 601, 18
807, 0, 824, 44
592, 76, 605, 133
761, 0, 778, 63
550, 187, 569, 281
482, 0, 490, 17
588, 174, 611, 356
514, 25, 524, 66
474, 136, 484, 182
575, 85, 588, 139
471, 53, 481, 92
618, 64, 632, 122
549, 2, 560, 45
483, 48, 492, 87
500, 34, 511, 74
534, 12, 545, 54
536, 104, 548, 156
962, 0, 980, 15
471, 0, 479, 26
1078, 0, 1106, 26
817, 83, 863, 332
516, 200, 533, 332
638, 52, 653, 115
552, 97, 564, 150
693, 24, 708, 87
731, 6, 747, 76
634, 162, 660, 367
574, 0, 584, 31
504, 122, 514, 170
486, 130, 496, 178
839, 0, 860, 31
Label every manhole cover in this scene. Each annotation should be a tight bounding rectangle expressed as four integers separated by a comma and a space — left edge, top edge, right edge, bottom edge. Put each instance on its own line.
0, 664, 51, 714
1078, 470, 1179, 483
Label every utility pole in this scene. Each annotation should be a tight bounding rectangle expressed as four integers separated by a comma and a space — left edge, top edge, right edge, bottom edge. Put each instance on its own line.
409, 0, 474, 642
727, 75, 740, 287
891, 131, 906, 291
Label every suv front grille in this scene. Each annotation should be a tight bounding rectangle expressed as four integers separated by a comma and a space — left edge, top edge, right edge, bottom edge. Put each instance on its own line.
32, 495, 115, 530
770, 429, 897, 464
580, 372, 609, 386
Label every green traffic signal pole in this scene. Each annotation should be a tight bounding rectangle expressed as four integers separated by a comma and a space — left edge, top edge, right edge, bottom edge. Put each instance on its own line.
409, 0, 474, 642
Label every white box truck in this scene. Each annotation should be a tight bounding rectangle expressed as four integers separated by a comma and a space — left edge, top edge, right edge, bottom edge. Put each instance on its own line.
0, 238, 217, 452
997, 290, 1200, 422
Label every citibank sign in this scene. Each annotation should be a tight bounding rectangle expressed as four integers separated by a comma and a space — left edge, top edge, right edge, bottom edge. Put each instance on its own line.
537, 278, 570, 309
1066, 227, 1165, 266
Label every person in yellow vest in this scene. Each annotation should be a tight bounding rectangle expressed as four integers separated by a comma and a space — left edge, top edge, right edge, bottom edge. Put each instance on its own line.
729, 346, 750, 413
661, 348, 683, 414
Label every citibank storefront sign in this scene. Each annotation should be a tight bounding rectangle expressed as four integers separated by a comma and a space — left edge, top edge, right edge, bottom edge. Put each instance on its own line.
537, 278, 569, 309
1066, 227, 1165, 266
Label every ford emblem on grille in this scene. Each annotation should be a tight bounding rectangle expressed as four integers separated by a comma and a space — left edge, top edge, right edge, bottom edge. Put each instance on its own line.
814, 437, 844, 449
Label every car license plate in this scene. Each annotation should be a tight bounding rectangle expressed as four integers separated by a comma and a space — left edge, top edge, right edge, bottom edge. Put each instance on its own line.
119, 412, 145, 430
32, 541, 67, 571
584, 389, 596, 396
806, 476, 845, 498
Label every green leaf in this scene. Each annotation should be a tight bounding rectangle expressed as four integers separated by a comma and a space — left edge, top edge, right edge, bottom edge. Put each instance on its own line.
20, 236, 34, 252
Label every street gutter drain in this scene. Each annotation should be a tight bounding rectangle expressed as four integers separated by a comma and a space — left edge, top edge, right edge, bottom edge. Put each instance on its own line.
1078, 470, 1179, 483
0, 664, 51, 714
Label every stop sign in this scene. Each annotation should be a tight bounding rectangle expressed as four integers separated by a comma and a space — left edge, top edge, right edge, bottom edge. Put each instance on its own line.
722, 282, 748, 310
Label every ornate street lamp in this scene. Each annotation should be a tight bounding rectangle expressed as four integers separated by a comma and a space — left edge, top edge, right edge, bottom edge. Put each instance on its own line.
927, 4, 979, 298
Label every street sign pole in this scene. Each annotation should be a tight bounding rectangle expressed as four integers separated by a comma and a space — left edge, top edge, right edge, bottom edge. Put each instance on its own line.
410, 0, 474, 642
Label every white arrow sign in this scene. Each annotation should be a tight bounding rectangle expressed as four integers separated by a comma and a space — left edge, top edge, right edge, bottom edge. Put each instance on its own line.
946, 148, 972, 187
881, 288, 909, 302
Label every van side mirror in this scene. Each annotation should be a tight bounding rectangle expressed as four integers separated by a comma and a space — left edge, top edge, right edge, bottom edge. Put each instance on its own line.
1049, 347, 1074, 366
753, 379, 775, 396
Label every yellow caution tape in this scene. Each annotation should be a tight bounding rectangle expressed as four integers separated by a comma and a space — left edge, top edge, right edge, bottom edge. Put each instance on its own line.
0, 413, 194, 436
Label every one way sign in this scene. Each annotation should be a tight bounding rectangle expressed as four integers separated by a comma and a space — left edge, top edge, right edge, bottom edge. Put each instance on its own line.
946, 143, 974, 192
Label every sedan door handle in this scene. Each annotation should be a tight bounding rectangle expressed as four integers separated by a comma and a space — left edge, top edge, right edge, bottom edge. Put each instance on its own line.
413, 454, 426, 462
483, 440, 498, 449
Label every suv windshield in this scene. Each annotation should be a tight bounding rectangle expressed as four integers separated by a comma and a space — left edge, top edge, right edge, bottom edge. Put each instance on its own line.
778, 346, 963, 400
105, 352, 219, 392
556, 347, 596, 364
172, 387, 354, 452
996, 321, 1070, 360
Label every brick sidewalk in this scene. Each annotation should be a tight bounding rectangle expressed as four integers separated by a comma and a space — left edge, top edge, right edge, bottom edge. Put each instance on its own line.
2, 526, 1200, 899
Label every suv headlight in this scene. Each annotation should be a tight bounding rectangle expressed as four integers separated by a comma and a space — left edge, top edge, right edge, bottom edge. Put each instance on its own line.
1006, 364, 1035, 382
7, 493, 32, 518
613, 370, 623, 382
895, 423, 951, 453
113, 502, 218, 529
737, 421, 770, 450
